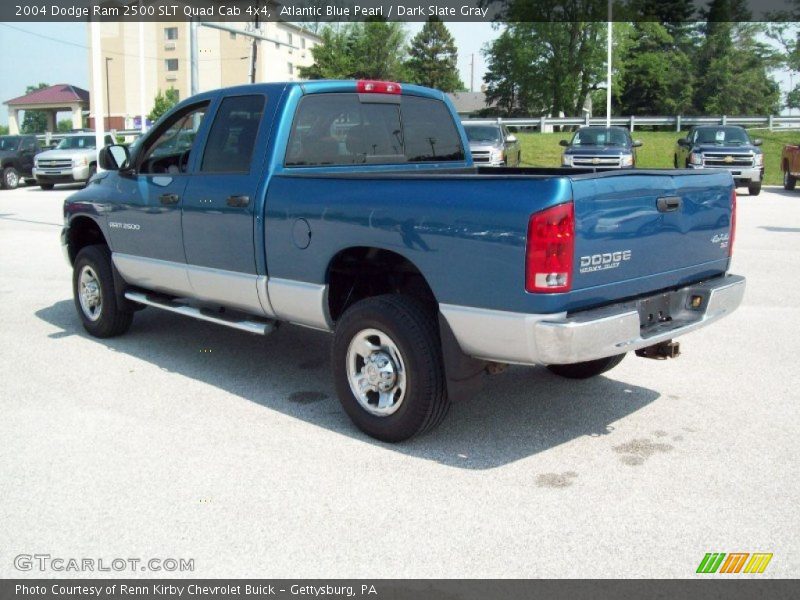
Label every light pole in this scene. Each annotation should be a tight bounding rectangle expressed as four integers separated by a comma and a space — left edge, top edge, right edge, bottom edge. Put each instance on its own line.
606, 0, 612, 127
104, 56, 113, 130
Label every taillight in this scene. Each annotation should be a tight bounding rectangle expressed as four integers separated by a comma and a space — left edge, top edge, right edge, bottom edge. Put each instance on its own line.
729, 189, 737, 257
526, 202, 575, 293
356, 80, 402, 94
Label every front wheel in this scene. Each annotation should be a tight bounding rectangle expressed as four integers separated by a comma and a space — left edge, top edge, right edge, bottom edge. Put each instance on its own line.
547, 353, 626, 379
72, 245, 133, 338
748, 182, 762, 196
331, 295, 449, 442
784, 169, 796, 191
1, 166, 20, 189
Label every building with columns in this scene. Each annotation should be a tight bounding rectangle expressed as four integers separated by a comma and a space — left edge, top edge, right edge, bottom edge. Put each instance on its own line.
3, 84, 89, 135
87, 20, 320, 130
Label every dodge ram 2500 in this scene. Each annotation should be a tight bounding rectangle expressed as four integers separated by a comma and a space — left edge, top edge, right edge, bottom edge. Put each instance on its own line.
61, 80, 745, 442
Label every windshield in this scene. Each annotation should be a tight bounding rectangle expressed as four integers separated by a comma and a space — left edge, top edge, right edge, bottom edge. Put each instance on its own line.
0, 136, 21, 151
692, 127, 751, 145
463, 125, 502, 144
571, 128, 629, 147
56, 136, 97, 150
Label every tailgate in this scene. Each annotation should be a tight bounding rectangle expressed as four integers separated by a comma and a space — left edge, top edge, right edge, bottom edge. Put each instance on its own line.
570, 170, 733, 296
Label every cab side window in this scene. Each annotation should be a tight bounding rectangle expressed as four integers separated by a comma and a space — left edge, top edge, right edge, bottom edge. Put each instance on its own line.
201, 95, 265, 173
138, 103, 209, 175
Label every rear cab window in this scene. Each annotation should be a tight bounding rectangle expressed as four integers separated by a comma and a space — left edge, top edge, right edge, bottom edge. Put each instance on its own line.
285, 92, 464, 167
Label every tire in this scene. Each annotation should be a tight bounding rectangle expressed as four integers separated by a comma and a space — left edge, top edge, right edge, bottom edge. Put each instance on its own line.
748, 182, 761, 196
72, 245, 133, 338
39, 183, 55, 190
784, 168, 796, 191
331, 294, 449, 442
1, 166, 20, 190
547, 353, 626, 379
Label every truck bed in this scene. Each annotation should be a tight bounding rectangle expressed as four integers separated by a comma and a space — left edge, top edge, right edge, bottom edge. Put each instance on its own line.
264, 167, 735, 315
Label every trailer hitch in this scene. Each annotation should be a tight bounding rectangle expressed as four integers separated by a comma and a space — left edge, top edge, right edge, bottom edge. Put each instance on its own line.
635, 340, 681, 360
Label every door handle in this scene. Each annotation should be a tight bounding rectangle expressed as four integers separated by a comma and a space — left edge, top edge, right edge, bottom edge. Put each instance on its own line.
226, 195, 250, 208
657, 196, 682, 212
159, 193, 180, 206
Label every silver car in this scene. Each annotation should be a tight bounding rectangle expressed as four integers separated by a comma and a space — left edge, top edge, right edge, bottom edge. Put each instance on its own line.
462, 122, 521, 167
33, 133, 115, 190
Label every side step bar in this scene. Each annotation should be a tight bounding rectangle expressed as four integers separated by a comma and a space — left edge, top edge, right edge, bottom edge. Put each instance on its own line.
124, 291, 276, 335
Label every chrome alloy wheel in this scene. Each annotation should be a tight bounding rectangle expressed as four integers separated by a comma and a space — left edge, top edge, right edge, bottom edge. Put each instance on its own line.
5, 169, 19, 189
78, 265, 103, 321
346, 328, 407, 416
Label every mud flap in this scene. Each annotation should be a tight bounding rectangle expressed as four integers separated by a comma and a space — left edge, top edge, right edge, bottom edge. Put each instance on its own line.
438, 313, 487, 402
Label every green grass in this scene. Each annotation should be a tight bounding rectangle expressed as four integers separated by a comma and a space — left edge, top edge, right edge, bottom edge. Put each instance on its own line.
516, 129, 800, 186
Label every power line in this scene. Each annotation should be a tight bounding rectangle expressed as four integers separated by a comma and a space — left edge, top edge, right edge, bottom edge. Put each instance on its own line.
0, 22, 251, 62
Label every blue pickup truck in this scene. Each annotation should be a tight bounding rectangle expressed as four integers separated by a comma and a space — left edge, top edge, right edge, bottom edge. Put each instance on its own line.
61, 80, 745, 442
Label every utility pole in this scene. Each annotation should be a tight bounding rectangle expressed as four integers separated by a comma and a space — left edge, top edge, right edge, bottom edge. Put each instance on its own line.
190, 19, 199, 96
138, 0, 146, 133
250, 6, 260, 84
90, 19, 105, 161
606, 0, 612, 127
104, 56, 113, 130
470, 54, 474, 93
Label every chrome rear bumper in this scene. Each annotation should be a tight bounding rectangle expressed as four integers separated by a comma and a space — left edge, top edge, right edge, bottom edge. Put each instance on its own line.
440, 274, 745, 366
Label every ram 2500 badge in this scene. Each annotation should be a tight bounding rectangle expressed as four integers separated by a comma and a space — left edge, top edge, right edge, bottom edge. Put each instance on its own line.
61, 80, 745, 442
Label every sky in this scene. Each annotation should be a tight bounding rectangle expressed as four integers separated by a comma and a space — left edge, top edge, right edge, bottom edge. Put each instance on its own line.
0, 21, 495, 126
0, 21, 795, 126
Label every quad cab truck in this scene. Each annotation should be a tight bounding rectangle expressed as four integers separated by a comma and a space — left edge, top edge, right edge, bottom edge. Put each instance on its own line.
0, 135, 41, 189
34, 133, 115, 189
62, 80, 745, 442
780, 142, 800, 190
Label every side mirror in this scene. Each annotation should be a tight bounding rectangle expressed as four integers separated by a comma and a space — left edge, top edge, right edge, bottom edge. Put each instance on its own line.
559, 139, 570, 147
632, 140, 643, 148
677, 138, 690, 148
752, 138, 763, 146
506, 134, 517, 144
99, 144, 131, 171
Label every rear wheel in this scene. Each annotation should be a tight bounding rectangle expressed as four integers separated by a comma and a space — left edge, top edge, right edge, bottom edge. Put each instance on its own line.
72, 245, 133, 338
547, 353, 626, 379
1, 166, 20, 190
748, 182, 762, 196
39, 183, 55, 190
784, 168, 796, 191
332, 294, 449, 442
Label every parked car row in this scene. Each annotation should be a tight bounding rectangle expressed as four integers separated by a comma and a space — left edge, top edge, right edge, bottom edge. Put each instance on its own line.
460, 122, 766, 197
0, 132, 114, 190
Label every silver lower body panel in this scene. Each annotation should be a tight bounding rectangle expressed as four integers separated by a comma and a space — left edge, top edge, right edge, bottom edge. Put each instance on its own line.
441, 275, 745, 366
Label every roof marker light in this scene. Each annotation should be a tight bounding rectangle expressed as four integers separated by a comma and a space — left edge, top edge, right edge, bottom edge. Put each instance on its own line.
357, 80, 402, 95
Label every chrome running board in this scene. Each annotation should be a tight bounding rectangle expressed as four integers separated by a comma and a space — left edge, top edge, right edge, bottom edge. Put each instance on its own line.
124, 291, 276, 335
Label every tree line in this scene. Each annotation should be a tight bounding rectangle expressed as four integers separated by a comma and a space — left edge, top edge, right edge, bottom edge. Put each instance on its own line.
299, 0, 800, 118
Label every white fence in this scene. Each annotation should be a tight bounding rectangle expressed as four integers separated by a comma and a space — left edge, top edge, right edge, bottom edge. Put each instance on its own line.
462, 114, 800, 132
33, 115, 800, 146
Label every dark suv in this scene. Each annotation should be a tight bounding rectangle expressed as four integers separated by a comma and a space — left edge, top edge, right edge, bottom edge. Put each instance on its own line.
0, 135, 41, 189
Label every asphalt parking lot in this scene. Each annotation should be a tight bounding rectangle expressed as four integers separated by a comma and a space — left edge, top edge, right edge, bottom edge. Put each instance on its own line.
1, 183, 798, 578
